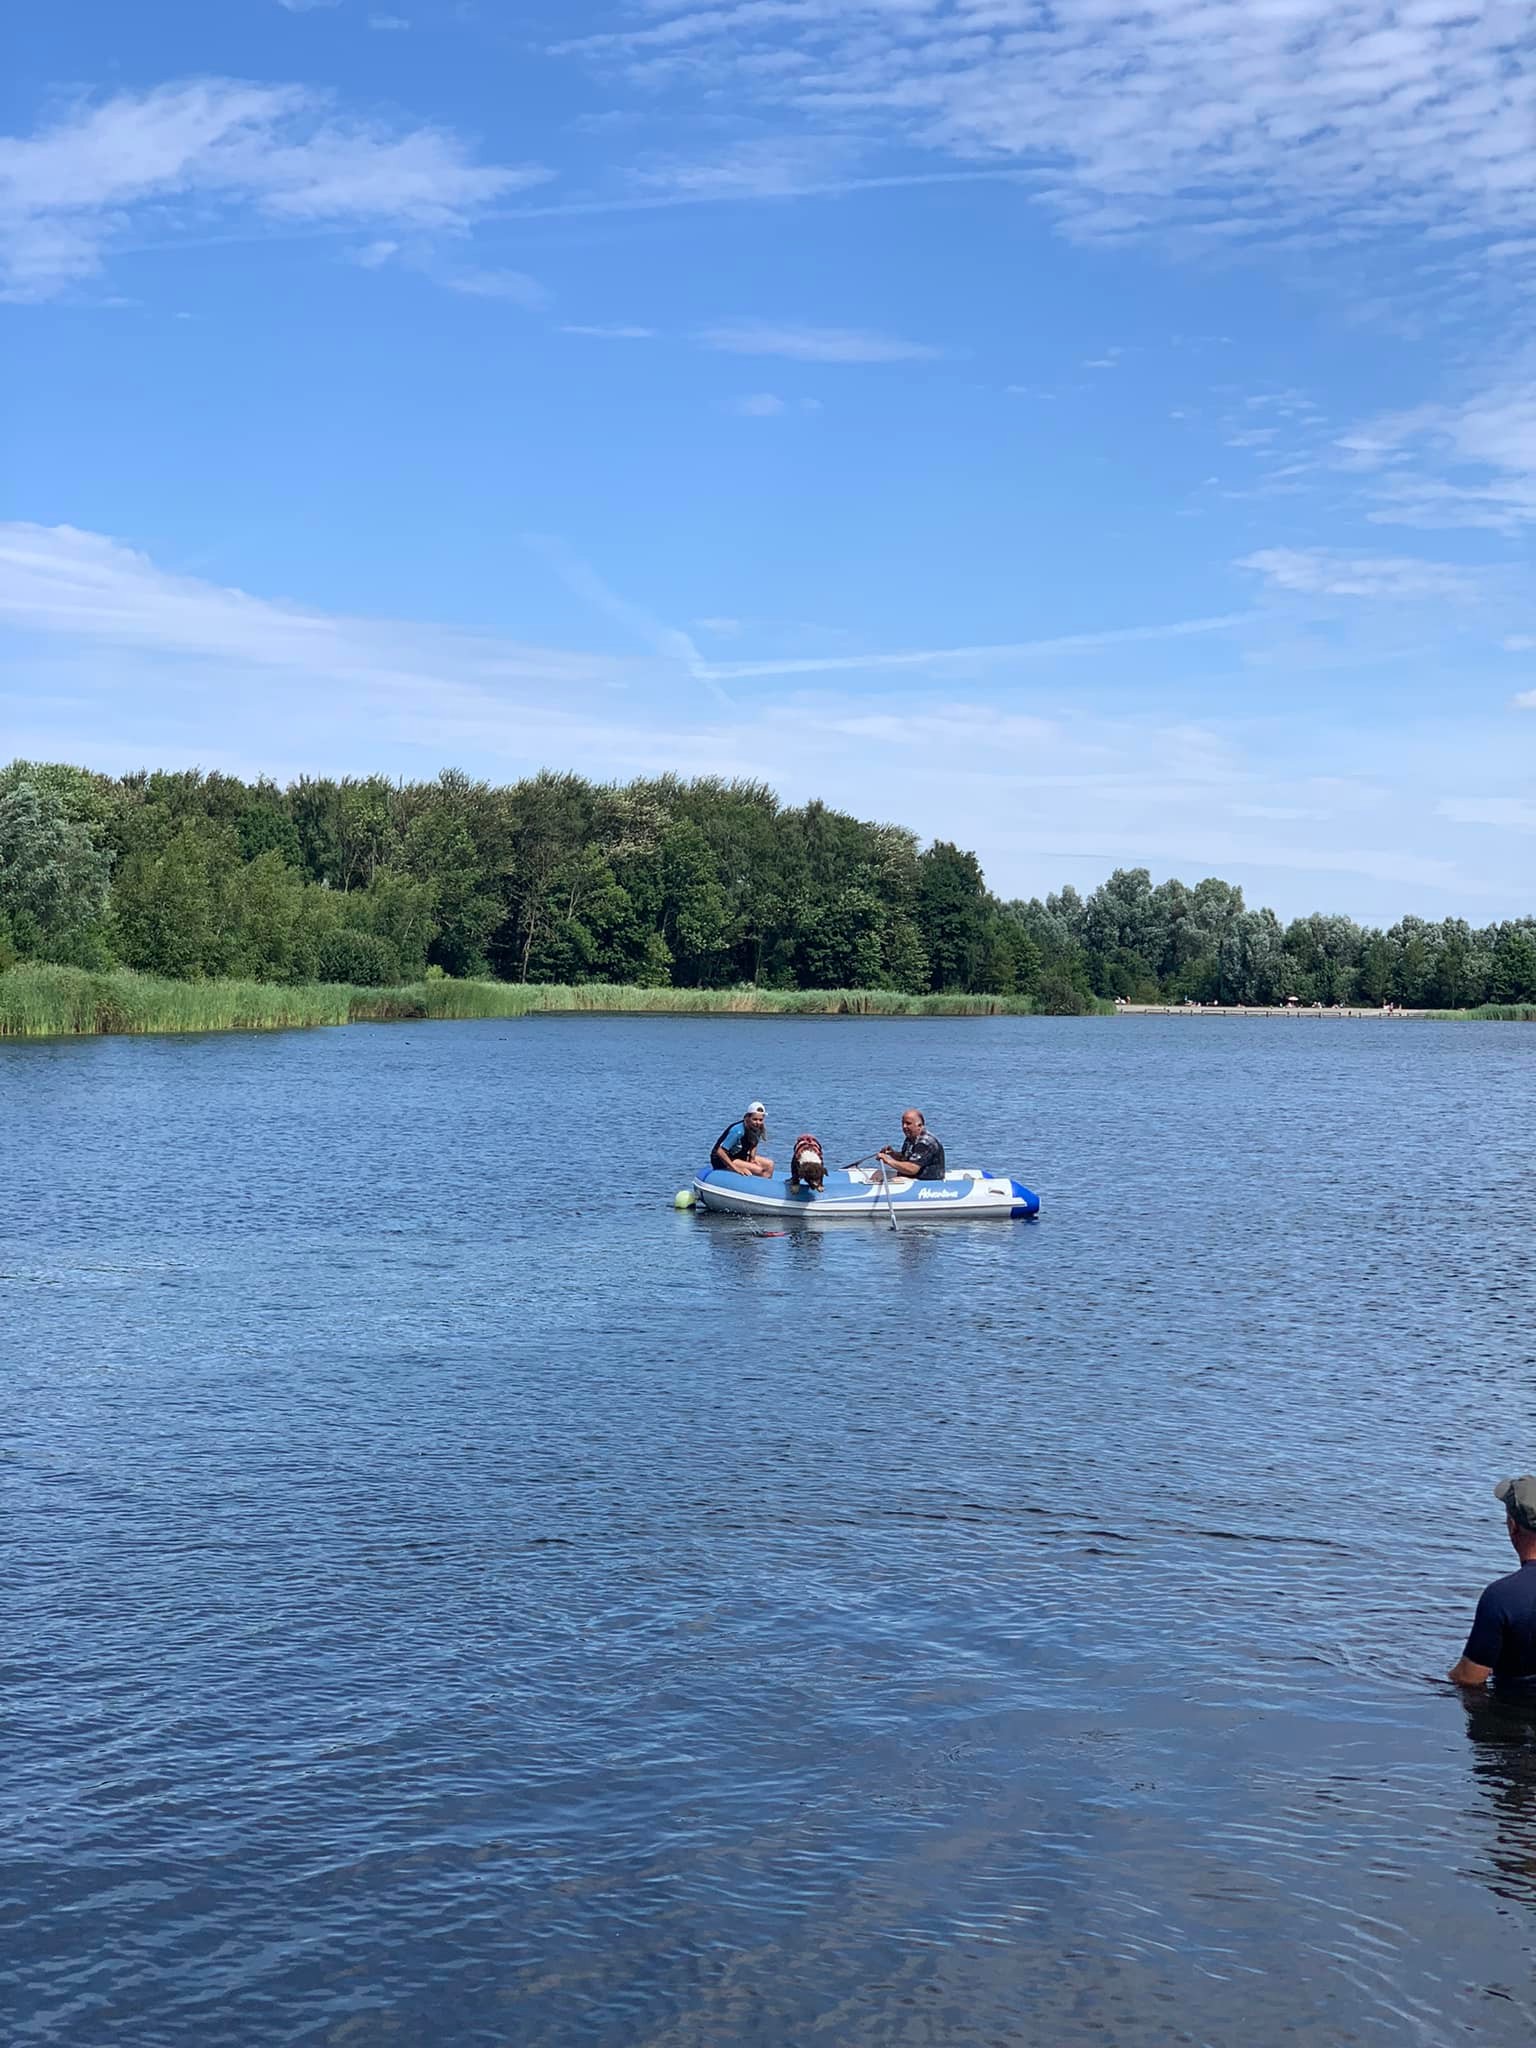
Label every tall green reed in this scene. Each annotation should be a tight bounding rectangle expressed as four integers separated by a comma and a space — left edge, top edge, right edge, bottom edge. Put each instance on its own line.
0, 967, 1043, 1038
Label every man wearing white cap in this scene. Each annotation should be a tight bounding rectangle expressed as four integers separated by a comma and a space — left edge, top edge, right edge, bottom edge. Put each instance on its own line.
1448, 1477, 1536, 1693
711, 1102, 774, 1178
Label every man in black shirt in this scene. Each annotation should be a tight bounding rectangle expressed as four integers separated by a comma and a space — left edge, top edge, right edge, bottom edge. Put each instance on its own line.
1449, 1476, 1536, 1695
877, 1108, 945, 1183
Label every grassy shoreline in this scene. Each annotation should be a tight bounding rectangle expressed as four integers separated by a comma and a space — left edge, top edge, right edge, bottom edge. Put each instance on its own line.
4, 968, 1530, 1040
0, 965, 1051, 1039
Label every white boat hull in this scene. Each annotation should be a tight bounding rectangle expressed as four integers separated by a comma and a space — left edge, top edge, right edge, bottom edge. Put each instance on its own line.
692, 1167, 1039, 1223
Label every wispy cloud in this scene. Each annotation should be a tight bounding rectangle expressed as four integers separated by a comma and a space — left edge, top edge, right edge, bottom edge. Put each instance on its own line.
720, 392, 822, 417
500, 164, 1028, 222
557, 1, 1536, 253
699, 613, 1250, 680
698, 319, 939, 364
5, 522, 1530, 915
369, 13, 410, 28
350, 240, 550, 307
0, 523, 625, 693
443, 267, 550, 308
1437, 797, 1536, 831
1238, 548, 1483, 602
522, 532, 733, 706
1341, 380, 1536, 534
561, 322, 656, 339
0, 80, 548, 299
623, 134, 858, 201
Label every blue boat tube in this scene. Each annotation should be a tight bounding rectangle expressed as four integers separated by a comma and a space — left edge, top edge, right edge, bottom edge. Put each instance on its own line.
692, 1167, 1040, 1223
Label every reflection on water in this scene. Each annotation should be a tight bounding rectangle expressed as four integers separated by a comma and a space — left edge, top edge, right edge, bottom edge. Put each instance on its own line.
1463, 1691, 1536, 1908
4, 1014, 1536, 2044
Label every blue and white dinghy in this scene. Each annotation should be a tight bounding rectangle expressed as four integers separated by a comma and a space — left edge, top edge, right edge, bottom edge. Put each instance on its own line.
691, 1167, 1040, 1223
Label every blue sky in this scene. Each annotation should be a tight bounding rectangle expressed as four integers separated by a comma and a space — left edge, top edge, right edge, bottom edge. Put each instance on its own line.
4, 0, 1535, 921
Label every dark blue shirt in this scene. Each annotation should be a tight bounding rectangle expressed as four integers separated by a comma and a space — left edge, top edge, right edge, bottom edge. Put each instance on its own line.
1463, 1561, 1536, 1692
898, 1130, 945, 1180
713, 1120, 758, 1164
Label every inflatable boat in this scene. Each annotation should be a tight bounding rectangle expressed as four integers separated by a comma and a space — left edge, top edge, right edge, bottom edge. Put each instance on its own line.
691, 1166, 1040, 1223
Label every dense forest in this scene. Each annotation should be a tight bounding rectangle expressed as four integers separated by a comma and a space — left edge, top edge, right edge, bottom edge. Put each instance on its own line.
3, 759, 1535, 1010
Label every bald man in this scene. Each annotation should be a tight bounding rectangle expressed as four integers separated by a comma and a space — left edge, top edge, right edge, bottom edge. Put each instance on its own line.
877, 1108, 946, 1182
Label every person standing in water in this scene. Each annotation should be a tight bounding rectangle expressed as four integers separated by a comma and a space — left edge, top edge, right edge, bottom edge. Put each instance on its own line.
1448, 1477, 1536, 1694
876, 1108, 945, 1182
711, 1102, 774, 1179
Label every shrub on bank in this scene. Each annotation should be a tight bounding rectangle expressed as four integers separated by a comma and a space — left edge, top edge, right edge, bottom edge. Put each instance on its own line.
1424, 1003, 1536, 1022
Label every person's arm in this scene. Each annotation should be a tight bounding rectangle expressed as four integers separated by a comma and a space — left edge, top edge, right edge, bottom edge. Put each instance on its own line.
1448, 1655, 1494, 1687
877, 1146, 921, 1178
1449, 1589, 1504, 1686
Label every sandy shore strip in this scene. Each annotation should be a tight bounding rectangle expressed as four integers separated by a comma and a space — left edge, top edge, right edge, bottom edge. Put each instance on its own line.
1114, 1003, 1423, 1019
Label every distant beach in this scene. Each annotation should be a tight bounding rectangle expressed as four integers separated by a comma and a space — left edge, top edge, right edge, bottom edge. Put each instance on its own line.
1114, 1001, 1536, 1021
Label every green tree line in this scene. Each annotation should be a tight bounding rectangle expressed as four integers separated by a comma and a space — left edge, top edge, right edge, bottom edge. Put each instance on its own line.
3, 760, 1534, 1009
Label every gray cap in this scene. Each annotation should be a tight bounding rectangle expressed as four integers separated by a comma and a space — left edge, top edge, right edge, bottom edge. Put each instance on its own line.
1495, 1476, 1536, 1532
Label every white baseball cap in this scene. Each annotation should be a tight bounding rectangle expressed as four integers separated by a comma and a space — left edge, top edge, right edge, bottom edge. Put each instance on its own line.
746, 1101, 766, 1116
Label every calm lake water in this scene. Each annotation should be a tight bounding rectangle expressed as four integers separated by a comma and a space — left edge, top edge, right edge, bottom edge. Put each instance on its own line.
5, 1014, 1536, 2045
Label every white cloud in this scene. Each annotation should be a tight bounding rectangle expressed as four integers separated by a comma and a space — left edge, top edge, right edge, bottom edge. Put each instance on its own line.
0, 80, 548, 299
559, 1, 1536, 251
698, 318, 939, 363
278, 0, 341, 11
1437, 797, 1536, 831
1504, 635, 1536, 652
1238, 548, 1482, 601
561, 322, 656, 339
369, 13, 411, 28
1516, 689, 1536, 710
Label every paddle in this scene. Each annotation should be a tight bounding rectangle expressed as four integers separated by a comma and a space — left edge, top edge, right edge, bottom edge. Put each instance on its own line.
841, 1146, 900, 1228
873, 1160, 899, 1232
